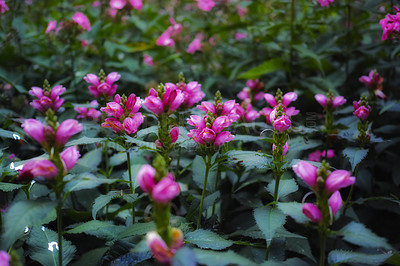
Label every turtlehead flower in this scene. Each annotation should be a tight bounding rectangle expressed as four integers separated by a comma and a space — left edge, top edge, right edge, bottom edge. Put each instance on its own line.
325, 170, 356, 193
272, 115, 291, 132
84, 71, 120, 99
45, 20, 57, 34
0, 250, 11, 266
353, 105, 370, 120
110, 0, 126, 9
55, 119, 83, 146
237, 79, 264, 103
144, 85, 184, 115
75, 107, 101, 121
72, 12, 91, 31
18, 159, 58, 181
0, 0, 9, 13
176, 81, 205, 108
292, 161, 318, 188
137, 164, 157, 193
308, 149, 336, 162
60, 146, 80, 173
315, 94, 346, 109
129, 0, 142, 10
302, 203, 322, 223
22, 119, 46, 145
198, 99, 240, 122
233, 102, 260, 122
146, 228, 184, 263
187, 36, 202, 54
102, 118, 123, 133
122, 113, 144, 135
359, 70, 386, 99
329, 191, 343, 215
196, 0, 215, 11
156, 19, 182, 47
29, 85, 65, 113
143, 54, 154, 66
380, 9, 400, 40
152, 174, 181, 204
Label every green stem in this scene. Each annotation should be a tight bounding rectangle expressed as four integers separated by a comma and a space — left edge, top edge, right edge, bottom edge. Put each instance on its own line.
211, 164, 220, 216
273, 171, 282, 203
127, 151, 135, 223
342, 163, 360, 216
153, 202, 172, 246
319, 230, 327, 266
56, 199, 63, 266
197, 155, 212, 229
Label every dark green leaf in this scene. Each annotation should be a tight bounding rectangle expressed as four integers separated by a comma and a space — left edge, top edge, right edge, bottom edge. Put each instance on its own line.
342, 147, 369, 172
277, 202, 308, 224
328, 250, 392, 266
66, 221, 125, 240
193, 249, 257, 266
115, 222, 155, 240
185, 229, 234, 250
64, 174, 118, 193
266, 179, 298, 200
0, 182, 24, 192
225, 150, 271, 170
66, 137, 106, 146
237, 58, 286, 79
253, 206, 286, 244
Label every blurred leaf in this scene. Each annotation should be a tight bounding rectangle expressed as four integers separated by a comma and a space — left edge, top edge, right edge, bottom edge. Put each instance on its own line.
66, 220, 125, 241
277, 202, 308, 224
286, 237, 315, 262
385, 252, 400, 266
193, 249, 257, 266
66, 137, 106, 146
92, 191, 132, 220
267, 178, 298, 200
0, 182, 24, 192
172, 247, 197, 266
342, 147, 369, 172
185, 229, 234, 250
260, 258, 309, 266
27, 226, 76, 266
328, 250, 392, 266
192, 155, 217, 191
293, 44, 323, 73
337, 221, 391, 249
254, 206, 286, 244
225, 150, 271, 170
0, 128, 22, 140
70, 148, 102, 174
64, 173, 118, 193
71, 247, 108, 266
1, 200, 57, 250
115, 222, 155, 240
237, 58, 286, 79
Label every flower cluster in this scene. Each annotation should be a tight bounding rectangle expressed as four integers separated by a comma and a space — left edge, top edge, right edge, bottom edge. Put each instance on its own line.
353, 95, 371, 145
146, 228, 184, 264
156, 18, 182, 47
75, 107, 101, 121
175, 74, 205, 109
84, 70, 121, 99
317, 0, 334, 7
144, 84, 184, 116
237, 79, 265, 104
293, 161, 355, 223
315, 93, 346, 110
261, 89, 299, 125
359, 70, 386, 99
197, 91, 240, 122
0, 0, 9, 14
101, 93, 144, 135
45, 12, 91, 34
29, 81, 65, 113
232, 101, 260, 123
380, 7, 400, 41
196, 0, 215, 12
109, 0, 142, 11
308, 149, 335, 162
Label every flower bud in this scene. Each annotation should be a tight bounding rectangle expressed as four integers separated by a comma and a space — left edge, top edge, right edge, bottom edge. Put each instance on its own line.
272, 115, 291, 132
18, 159, 58, 181
146, 231, 174, 263
22, 119, 45, 145
60, 146, 80, 173
55, 119, 82, 145
152, 173, 180, 204
302, 203, 322, 223
292, 161, 318, 188
354, 106, 370, 120
328, 190, 343, 216
325, 170, 356, 192
214, 131, 234, 147
137, 164, 156, 193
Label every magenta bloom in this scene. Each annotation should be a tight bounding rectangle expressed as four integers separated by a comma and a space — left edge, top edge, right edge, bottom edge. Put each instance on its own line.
22, 119, 46, 145
272, 142, 289, 155
272, 115, 291, 132
380, 10, 400, 40
354, 106, 370, 120
101, 102, 124, 119
101, 118, 124, 134
152, 173, 180, 204
45, 20, 57, 34
110, 0, 126, 9
144, 86, 184, 115
60, 146, 80, 173
315, 94, 346, 109
55, 119, 83, 146
146, 229, 183, 263
235, 32, 247, 40
302, 203, 322, 223
359, 70, 386, 99
214, 131, 235, 147
29, 85, 65, 113
234, 103, 260, 123
177, 81, 205, 108
308, 149, 335, 162
198, 100, 240, 122
156, 27, 175, 47
292, 161, 318, 188
72, 12, 91, 31
187, 37, 202, 54
84, 72, 120, 98
129, 0, 142, 10
75, 107, 101, 121
325, 170, 356, 192
123, 113, 145, 135
0, 0, 9, 13
317, 0, 334, 7
0, 250, 11, 266
18, 159, 58, 181
329, 191, 343, 215
237, 5, 247, 17
137, 164, 157, 193
143, 54, 154, 66
196, 0, 215, 11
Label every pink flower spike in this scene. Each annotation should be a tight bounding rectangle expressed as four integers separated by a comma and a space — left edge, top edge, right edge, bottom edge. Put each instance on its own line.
152, 174, 180, 204
45, 20, 57, 34
325, 170, 356, 192
282, 92, 298, 107
329, 190, 343, 216
22, 119, 45, 145
264, 93, 277, 107
302, 203, 322, 223
272, 115, 291, 132
196, 0, 215, 11
199, 128, 216, 143
55, 119, 83, 145
146, 231, 174, 263
60, 146, 80, 173
187, 37, 202, 54
122, 113, 144, 135
101, 102, 124, 119
273, 142, 289, 155
354, 106, 370, 120
72, 12, 91, 31
137, 164, 156, 193
315, 94, 327, 107
214, 131, 234, 147
19, 159, 58, 181
332, 96, 347, 108
170, 127, 179, 144
292, 161, 318, 188
129, 0, 143, 10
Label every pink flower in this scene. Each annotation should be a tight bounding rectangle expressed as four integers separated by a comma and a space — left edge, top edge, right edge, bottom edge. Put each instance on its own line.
302, 203, 322, 223
84, 72, 120, 98
187, 37, 202, 54
214, 131, 234, 147
92, 1, 101, 7
101, 102, 125, 119
354, 105, 370, 120
152, 173, 180, 204
272, 115, 291, 132
0, 250, 10, 266
359, 70, 384, 89
60, 146, 80, 173
198, 100, 240, 122
18, 159, 58, 181
55, 119, 83, 146
72, 12, 91, 31
178, 81, 205, 108
328, 190, 342, 215
29, 85, 66, 113
22, 119, 46, 145
170, 126, 179, 143
125, 93, 143, 114
162, 84, 185, 113
380, 11, 400, 40
137, 164, 156, 193
101, 118, 124, 133
122, 113, 145, 135
272, 142, 289, 155
146, 229, 183, 263
235, 32, 247, 40
110, 0, 126, 9
237, 5, 247, 16
292, 161, 318, 188
143, 54, 154, 66
45, 20, 57, 34
315, 94, 346, 109
129, 0, 142, 10
325, 170, 356, 192
308, 149, 336, 161
144, 89, 164, 115
196, 0, 215, 11
317, 0, 334, 7
0, 0, 9, 13
156, 27, 175, 47
233, 103, 259, 122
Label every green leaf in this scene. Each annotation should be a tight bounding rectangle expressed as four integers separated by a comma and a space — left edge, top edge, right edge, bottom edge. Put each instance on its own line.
192, 155, 217, 191
172, 247, 197, 266
125, 136, 156, 150
337, 221, 391, 249
237, 58, 286, 79
260, 258, 309, 266
342, 147, 369, 172
0, 128, 22, 140
293, 44, 323, 73
115, 222, 156, 240
66, 137, 105, 146
66, 220, 125, 240
70, 148, 103, 174
92, 191, 125, 220
1, 200, 57, 250
253, 206, 286, 244
266, 178, 298, 200
27, 226, 76, 266
328, 250, 392, 266
64, 174, 118, 193
385, 252, 400, 266
0, 182, 24, 192
286, 237, 315, 262
225, 150, 271, 170
193, 249, 257, 266
71, 247, 108, 266
185, 229, 234, 250
277, 202, 308, 224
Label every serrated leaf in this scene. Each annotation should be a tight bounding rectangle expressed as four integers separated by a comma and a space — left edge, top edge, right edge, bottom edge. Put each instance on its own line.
66, 220, 125, 240
237, 58, 286, 79
0, 128, 22, 140
277, 202, 308, 224
71, 247, 108, 266
253, 206, 286, 244
225, 150, 271, 170
193, 249, 257, 266
92, 191, 123, 220
27, 226, 76, 266
337, 221, 391, 249
342, 147, 369, 172
70, 148, 102, 174
1, 200, 57, 250
66, 137, 105, 146
115, 222, 155, 240
286, 237, 315, 262
267, 179, 298, 200
328, 250, 392, 266
185, 229, 233, 250
0, 182, 24, 192
64, 174, 118, 193
172, 247, 197, 266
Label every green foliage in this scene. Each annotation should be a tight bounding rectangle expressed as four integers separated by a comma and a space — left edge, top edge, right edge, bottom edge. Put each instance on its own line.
328, 250, 392, 266
193, 249, 257, 266
237, 58, 287, 79
66, 220, 125, 241
0, 182, 24, 192
266, 178, 298, 200
185, 229, 234, 250
342, 147, 369, 172
254, 206, 286, 244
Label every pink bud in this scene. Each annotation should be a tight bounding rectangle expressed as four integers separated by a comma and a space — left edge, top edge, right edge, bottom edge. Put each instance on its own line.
144, 95, 164, 115
122, 113, 144, 135
144, 54, 154, 66
196, 0, 215, 11
125, 94, 143, 114
146, 231, 174, 263
197, 101, 216, 115
187, 115, 205, 130
199, 128, 216, 143
328, 190, 342, 215
332, 96, 347, 108
182, 81, 205, 108
55, 119, 83, 145
50, 85, 66, 100
325, 170, 356, 192
29, 87, 44, 98
353, 100, 360, 110
0, 250, 10, 266
60, 146, 80, 173
106, 72, 121, 85
214, 131, 234, 147
110, 0, 126, 9
102, 118, 124, 133
308, 150, 322, 162
137, 164, 156, 193
18, 159, 58, 181
272, 115, 291, 132
292, 161, 318, 188
22, 119, 45, 145
354, 106, 370, 120
170, 127, 179, 144
163, 86, 184, 113
222, 100, 237, 116
302, 203, 322, 223
285, 106, 300, 117
264, 93, 277, 107
45, 20, 57, 34
272, 142, 289, 155
72, 12, 91, 31
129, 0, 143, 10
187, 37, 202, 54
152, 174, 180, 204
321, 149, 336, 158
84, 74, 100, 86
237, 88, 250, 100
282, 92, 297, 107
156, 27, 174, 47
315, 94, 327, 107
